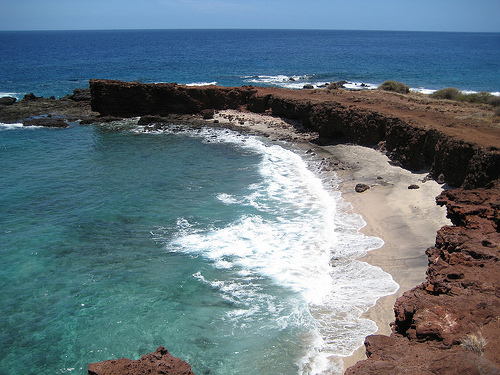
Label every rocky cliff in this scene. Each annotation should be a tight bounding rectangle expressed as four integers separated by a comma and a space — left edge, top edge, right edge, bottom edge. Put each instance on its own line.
90, 79, 500, 189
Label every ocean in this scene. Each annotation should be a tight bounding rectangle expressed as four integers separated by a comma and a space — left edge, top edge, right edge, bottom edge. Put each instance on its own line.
0, 30, 499, 375
1, 29, 499, 98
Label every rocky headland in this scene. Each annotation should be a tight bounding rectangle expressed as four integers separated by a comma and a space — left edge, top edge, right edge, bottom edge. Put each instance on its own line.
1, 80, 499, 374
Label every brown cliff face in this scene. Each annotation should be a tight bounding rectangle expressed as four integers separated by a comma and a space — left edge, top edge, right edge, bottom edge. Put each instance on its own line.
89, 79, 500, 189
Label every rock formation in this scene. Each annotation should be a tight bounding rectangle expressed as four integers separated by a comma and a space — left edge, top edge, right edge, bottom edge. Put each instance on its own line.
88, 346, 194, 375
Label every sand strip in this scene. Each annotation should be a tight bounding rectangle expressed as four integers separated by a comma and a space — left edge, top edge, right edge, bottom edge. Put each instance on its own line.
211, 109, 451, 370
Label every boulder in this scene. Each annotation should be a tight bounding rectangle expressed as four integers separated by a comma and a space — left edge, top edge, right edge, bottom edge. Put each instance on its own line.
0, 96, 17, 105
200, 108, 215, 119
355, 183, 370, 193
22, 93, 41, 101
88, 346, 194, 375
68, 88, 91, 102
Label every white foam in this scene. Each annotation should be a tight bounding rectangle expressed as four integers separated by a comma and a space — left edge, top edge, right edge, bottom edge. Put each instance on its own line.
242, 74, 323, 90
185, 81, 217, 86
216, 193, 239, 204
0, 122, 43, 131
411, 87, 436, 95
150, 126, 398, 374
0, 92, 22, 100
0, 122, 23, 130
411, 88, 500, 96
342, 82, 378, 90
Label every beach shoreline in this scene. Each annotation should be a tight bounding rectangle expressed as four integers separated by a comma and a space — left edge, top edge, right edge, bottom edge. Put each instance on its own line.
209, 109, 451, 370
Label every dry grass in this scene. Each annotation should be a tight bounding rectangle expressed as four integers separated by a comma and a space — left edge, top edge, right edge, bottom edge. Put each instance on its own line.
461, 333, 487, 355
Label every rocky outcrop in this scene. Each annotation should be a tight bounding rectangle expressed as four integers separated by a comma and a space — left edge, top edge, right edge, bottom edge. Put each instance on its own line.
0, 89, 97, 124
89, 80, 500, 189
88, 346, 194, 375
0, 96, 17, 106
346, 187, 500, 375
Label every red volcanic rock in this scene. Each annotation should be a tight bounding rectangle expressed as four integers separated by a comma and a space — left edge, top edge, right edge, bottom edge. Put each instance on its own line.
88, 346, 194, 375
347, 186, 500, 374
345, 334, 500, 375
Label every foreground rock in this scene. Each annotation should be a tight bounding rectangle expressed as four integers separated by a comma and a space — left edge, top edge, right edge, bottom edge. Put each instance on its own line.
88, 346, 194, 375
346, 186, 500, 374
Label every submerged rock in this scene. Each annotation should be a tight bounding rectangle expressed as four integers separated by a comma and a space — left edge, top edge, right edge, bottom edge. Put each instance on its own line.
23, 117, 69, 128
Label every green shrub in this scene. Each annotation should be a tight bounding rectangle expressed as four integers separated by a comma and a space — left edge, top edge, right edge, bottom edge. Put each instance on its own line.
378, 81, 410, 94
431, 88, 500, 106
487, 95, 500, 107
430, 87, 461, 100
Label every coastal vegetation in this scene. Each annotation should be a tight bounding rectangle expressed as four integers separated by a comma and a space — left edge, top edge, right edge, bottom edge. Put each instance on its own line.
375, 82, 499, 116
378, 80, 410, 94
430, 87, 500, 107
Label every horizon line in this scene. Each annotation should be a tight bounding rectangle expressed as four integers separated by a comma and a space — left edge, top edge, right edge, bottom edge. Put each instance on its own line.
1, 27, 499, 34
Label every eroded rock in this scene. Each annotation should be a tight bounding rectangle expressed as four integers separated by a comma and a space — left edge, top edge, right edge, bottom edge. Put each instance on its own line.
88, 346, 194, 375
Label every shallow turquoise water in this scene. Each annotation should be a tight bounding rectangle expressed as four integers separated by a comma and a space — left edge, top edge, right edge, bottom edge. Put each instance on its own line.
0, 121, 396, 374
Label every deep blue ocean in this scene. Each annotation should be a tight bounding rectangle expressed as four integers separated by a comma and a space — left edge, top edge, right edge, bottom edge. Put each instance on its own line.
1, 29, 499, 98
0, 30, 499, 375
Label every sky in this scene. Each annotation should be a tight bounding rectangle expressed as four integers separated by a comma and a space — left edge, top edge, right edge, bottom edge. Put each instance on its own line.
1, 0, 499, 32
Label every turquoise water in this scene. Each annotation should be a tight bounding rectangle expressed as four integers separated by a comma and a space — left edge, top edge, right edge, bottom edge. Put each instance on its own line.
0, 121, 397, 374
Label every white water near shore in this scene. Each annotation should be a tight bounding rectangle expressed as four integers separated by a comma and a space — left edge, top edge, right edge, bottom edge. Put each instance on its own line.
142, 125, 399, 374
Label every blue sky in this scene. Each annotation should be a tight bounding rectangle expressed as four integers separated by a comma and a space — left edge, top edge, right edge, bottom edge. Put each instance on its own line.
1, 0, 499, 32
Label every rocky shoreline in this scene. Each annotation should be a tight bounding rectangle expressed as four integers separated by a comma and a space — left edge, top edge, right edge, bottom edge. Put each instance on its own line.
1, 81, 499, 374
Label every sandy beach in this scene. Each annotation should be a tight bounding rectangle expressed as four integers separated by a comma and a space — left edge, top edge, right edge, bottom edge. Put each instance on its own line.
211, 109, 451, 369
